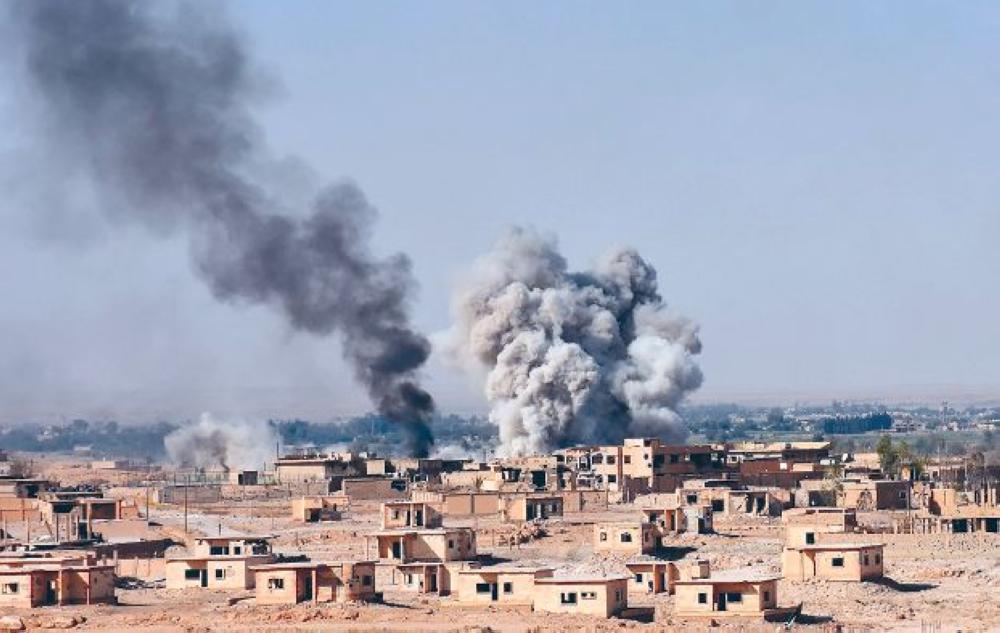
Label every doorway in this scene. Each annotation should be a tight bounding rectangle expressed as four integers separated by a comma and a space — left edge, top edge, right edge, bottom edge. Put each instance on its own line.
44, 580, 58, 605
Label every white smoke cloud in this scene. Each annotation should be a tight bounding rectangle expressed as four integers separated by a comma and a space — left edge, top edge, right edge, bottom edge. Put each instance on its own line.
164, 412, 277, 471
450, 227, 703, 456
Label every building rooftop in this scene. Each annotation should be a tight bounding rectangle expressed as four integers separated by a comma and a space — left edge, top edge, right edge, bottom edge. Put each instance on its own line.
676, 567, 781, 584
458, 564, 553, 574
536, 574, 630, 584
250, 560, 374, 571
789, 542, 884, 551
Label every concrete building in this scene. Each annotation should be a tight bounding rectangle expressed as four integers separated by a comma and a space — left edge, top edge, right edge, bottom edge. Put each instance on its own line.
725, 441, 832, 464
593, 522, 658, 555
674, 565, 794, 620
676, 480, 782, 516
579, 439, 722, 495
640, 506, 684, 534
683, 505, 715, 533
841, 479, 910, 511
275, 455, 357, 483
455, 565, 553, 606
381, 501, 442, 529
534, 575, 629, 618
782, 542, 884, 581
291, 496, 344, 522
252, 561, 376, 605
166, 554, 275, 590
0, 555, 115, 607
500, 494, 563, 522
341, 478, 408, 501
0, 478, 49, 499
167, 536, 275, 590
366, 528, 476, 563
192, 535, 272, 558
783, 507, 857, 545
625, 557, 678, 595
390, 560, 479, 595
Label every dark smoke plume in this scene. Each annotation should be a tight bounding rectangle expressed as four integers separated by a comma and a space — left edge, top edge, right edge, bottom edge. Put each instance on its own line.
6, 0, 435, 456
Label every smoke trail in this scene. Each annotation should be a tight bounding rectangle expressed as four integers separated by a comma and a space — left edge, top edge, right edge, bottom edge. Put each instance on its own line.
165, 413, 276, 471
451, 228, 702, 456
6, 0, 435, 455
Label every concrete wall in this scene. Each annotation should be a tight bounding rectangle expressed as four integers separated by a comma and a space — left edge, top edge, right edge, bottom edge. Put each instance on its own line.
782, 546, 883, 581
342, 479, 407, 501
0, 572, 35, 607
165, 555, 273, 590
594, 524, 656, 554
456, 569, 550, 605
675, 580, 777, 616
534, 579, 628, 618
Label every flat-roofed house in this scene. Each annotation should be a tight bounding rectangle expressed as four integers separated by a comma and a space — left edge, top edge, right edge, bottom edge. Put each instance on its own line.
381, 501, 442, 529
640, 506, 684, 534
500, 494, 564, 522
192, 535, 272, 557
455, 565, 553, 606
391, 560, 479, 595
167, 535, 276, 590
625, 556, 678, 595
275, 455, 356, 483
674, 566, 795, 620
0, 556, 115, 607
782, 507, 857, 547
782, 542, 884, 582
252, 561, 376, 605
166, 553, 275, 590
593, 522, 658, 555
841, 480, 910, 511
291, 496, 345, 522
366, 528, 476, 563
534, 575, 629, 618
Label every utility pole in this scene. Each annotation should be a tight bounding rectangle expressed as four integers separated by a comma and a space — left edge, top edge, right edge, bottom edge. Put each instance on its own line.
183, 474, 189, 534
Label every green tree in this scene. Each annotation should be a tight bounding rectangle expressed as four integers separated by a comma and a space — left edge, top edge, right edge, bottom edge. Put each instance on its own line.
876, 434, 898, 476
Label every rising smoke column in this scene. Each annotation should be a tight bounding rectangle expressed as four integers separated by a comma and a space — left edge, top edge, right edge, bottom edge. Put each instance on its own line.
165, 413, 277, 471
451, 228, 703, 456
6, 0, 435, 455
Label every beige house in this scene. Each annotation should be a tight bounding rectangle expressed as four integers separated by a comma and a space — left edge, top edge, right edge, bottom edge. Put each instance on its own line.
500, 495, 563, 522
841, 479, 910, 511
783, 507, 858, 547
390, 560, 479, 595
291, 496, 344, 522
252, 561, 376, 604
275, 455, 356, 483
594, 522, 658, 554
0, 556, 115, 607
167, 535, 275, 590
625, 557, 678, 594
674, 566, 794, 620
166, 554, 274, 589
782, 542, 884, 581
534, 575, 629, 618
192, 535, 272, 557
381, 501, 442, 529
367, 528, 476, 563
640, 507, 684, 534
455, 565, 553, 606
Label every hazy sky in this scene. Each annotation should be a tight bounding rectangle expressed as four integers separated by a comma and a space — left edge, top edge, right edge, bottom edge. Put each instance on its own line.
2, 1, 999, 423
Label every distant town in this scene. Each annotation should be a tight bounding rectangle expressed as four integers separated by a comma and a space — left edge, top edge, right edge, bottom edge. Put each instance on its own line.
0, 400, 995, 630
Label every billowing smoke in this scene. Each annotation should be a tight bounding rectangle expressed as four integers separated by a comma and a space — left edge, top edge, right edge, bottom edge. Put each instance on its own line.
165, 413, 275, 471
451, 228, 703, 456
6, 1, 434, 455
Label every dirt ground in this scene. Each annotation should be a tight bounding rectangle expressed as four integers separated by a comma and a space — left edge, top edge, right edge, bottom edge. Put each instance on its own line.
16, 459, 1000, 632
